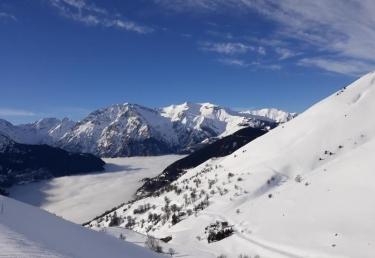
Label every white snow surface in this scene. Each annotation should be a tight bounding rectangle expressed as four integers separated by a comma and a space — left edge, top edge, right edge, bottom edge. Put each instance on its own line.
10, 155, 183, 224
0, 196, 164, 258
90, 72, 375, 258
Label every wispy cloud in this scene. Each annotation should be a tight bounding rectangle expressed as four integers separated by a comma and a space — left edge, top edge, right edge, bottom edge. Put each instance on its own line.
154, 0, 227, 12
274, 47, 298, 60
0, 12, 17, 22
200, 42, 253, 55
218, 58, 249, 67
218, 58, 281, 71
299, 58, 375, 76
155, 0, 375, 75
49, 0, 153, 34
0, 108, 36, 117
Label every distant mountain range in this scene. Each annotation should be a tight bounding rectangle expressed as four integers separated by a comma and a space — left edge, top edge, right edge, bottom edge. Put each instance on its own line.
0, 103, 295, 157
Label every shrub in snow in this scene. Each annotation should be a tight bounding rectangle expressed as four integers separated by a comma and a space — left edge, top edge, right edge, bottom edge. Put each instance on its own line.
267, 176, 276, 185
164, 196, 171, 206
171, 213, 180, 225
170, 204, 181, 213
205, 221, 234, 243
145, 235, 163, 253
208, 179, 216, 189
168, 248, 176, 256
108, 213, 122, 227
133, 203, 151, 214
125, 216, 136, 228
119, 233, 126, 240
190, 189, 197, 202
194, 198, 210, 212
217, 255, 227, 258
295, 175, 302, 183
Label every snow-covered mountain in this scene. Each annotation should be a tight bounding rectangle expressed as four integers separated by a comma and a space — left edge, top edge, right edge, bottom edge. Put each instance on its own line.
0, 195, 163, 258
241, 108, 297, 123
88, 72, 375, 258
0, 103, 292, 157
58, 102, 276, 157
160, 102, 273, 137
58, 103, 181, 157
0, 117, 75, 145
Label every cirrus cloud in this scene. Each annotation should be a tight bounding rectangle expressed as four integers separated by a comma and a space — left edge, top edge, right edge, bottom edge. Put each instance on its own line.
48, 0, 153, 34
0, 108, 36, 117
0, 12, 17, 22
154, 0, 375, 75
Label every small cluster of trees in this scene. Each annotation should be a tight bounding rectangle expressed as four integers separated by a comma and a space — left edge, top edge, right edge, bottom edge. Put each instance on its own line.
205, 221, 234, 243
133, 203, 151, 214
108, 212, 122, 227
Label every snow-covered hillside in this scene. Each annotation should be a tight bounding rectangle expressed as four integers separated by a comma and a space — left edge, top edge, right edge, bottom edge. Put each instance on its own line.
242, 108, 297, 123
0, 196, 163, 258
9, 155, 183, 224
88, 72, 375, 258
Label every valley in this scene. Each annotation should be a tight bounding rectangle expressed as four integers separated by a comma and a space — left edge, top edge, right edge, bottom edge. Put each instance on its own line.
9, 155, 183, 224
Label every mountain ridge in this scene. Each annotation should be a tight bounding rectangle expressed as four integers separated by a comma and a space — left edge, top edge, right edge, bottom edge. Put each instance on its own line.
1, 103, 294, 157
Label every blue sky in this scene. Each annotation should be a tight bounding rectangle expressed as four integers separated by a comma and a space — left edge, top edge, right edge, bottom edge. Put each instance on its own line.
1, 0, 374, 124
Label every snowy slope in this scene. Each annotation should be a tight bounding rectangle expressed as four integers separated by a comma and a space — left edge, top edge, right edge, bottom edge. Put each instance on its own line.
10, 155, 183, 224
89, 72, 375, 258
0, 196, 164, 258
242, 108, 297, 123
